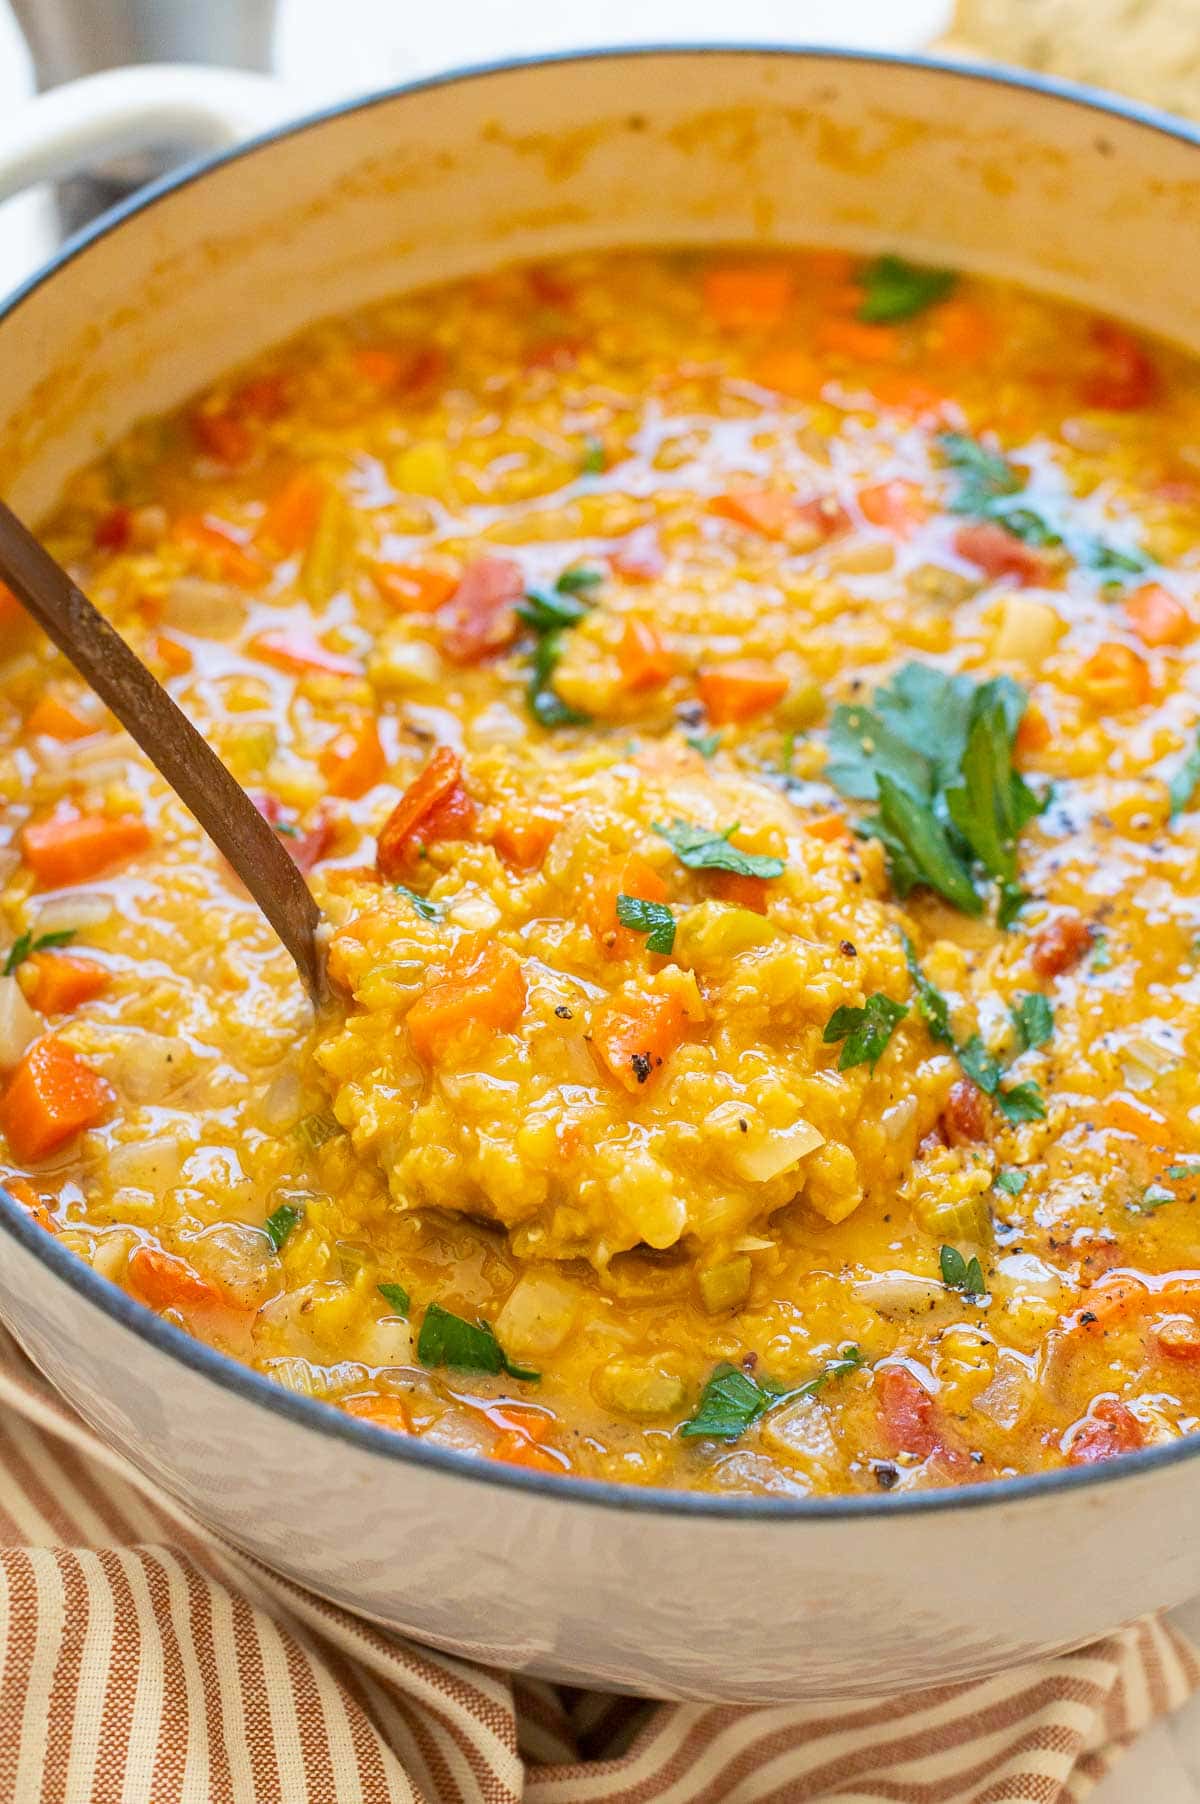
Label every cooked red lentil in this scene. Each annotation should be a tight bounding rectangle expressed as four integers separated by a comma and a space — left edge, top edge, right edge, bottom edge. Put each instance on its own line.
3, 247, 1200, 1494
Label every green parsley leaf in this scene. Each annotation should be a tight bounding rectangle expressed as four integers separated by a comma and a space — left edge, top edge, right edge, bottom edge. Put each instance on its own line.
580, 435, 606, 475
940, 1245, 985, 1296
1085, 539, 1146, 575
939, 431, 1021, 517
272, 820, 301, 839
519, 568, 602, 728
994, 1168, 1028, 1196
680, 1346, 863, 1441
872, 772, 980, 913
527, 628, 589, 728
393, 884, 440, 922
1011, 992, 1053, 1053
943, 685, 1042, 922
1166, 728, 1200, 821
1135, 1184, 1175, 1213
938, 432, 1145, 573
900, 932, 954, 1045
3, 928, 76, 976
823, 994, 908, 1071
615, 894, 676, 955
377, 1281, 410, 1316
1167, 1163, 1200, 1182
653, 819, 785, 880
417, 1301, 539, 1382
264, 1202, 302, 1251
1090, 933, 1113, 973
994, 506, 1062, 549
685, 730, 721, 759
858, 255, 956, 323
554, 563, 605, 596
517, 587, 592, 634
958, 1033, 1002, 1095
996, 1080, 1046, 1125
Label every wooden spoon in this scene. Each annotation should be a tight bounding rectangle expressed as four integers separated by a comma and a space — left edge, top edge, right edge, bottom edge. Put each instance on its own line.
0, 499, 327, 1004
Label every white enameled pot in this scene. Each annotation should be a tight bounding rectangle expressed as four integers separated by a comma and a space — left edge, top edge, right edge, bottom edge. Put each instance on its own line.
0, 48, 1199, 1704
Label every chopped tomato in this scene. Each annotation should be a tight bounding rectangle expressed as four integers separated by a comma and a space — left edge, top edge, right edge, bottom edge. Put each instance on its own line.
702, 265, 794, 330
709, 871, 769, 913
127, 1243, 224, 1315
609, 529, 665, 584
942, 1078, 988, 1143
436, 556, 524, 663
0, 1037, 112, 1162
93, 505, 133, 551
250, 631, 363, 679
26, 694, 95, 741
375, 747, 476, 879
24, 953, 109, 1015
490, 810, 560, 870
172, 516, 266, 589
590, 989, 687, 1093
1029, 912, 1092, 979
406, 940, 526, 1063
816, 317, 902, 363
251, 795, 335, 874
373, 563, 459, 613
353, 344, 444, 394
617, 618, 674, 693
697, 660, 789, 725
1078, 642, 1151, 711
1123, 582, 1192, 648
953, 521, 1049, 587
319, 718, 386, 799
1154, 1317, 1200, 1364
857, 479, 929, 536
587, 853, 668, 957
794, 496, 852, 541
22, 812, 151, 887
1082, 321, 1160, 411
191, 410, 253, 465
257, 471, 328, 554
877, 1366, 968, 1471
1067, 1397, 1144, 1465
342, 1393, 411, 1432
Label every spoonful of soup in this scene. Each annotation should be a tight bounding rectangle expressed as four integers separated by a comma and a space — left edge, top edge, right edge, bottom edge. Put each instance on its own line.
0, 499, 327, 1003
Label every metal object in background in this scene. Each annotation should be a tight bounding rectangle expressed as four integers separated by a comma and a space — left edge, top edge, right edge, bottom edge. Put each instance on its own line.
7, 0, 279, 231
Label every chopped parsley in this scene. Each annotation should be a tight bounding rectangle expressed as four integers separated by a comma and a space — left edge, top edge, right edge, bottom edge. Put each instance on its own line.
901, 937, 1047, 1124
393, 884, 440, 922
939, 430, 1021, 518
858, 255, 955, 323
615, 894, 676, 954
901, 931, 954, 1044
994, 1168, 1028, 1196
1135, 1184, 1176, 1213
680, 1346, 863, 1441
1167, 1163, 1200, 1182
264, 1202, 302, 1251
518, 567, 599, 727
822, 994, 908, 1072
685, 730, 721, 759
827, 663, 1042, 922
580, 434, 606, 475
653, 818, 785, 880
417, 1301, 539, 1382
3, 928, 75, 976
1010, 992, 1053, 1053
940, 1245, 985, 1297
995, 1081, 1047, 1125
377, 1281, 411, 1316
1165, 728, 1200, 821
1090, 933, 1113, 973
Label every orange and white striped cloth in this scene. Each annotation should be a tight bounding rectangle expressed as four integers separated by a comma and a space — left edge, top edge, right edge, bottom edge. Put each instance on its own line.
0, 1327, 1195, 1804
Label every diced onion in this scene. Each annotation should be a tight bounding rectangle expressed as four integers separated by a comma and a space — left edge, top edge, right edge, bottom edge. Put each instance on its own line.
0, 976, 40, 1071
731, 1119, 824, 1183
161, 577, 247, 637
31, 893, 114, 935
494, 1273, 579, 1358
854, 1272, 948, 1318
264, 1357, 368, 1400
259, 1068, 303, 1132
104, 1136, 184, 1192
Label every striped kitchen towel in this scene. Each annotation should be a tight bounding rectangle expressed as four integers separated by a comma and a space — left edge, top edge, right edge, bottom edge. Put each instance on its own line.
0, 1327, 1194, 1804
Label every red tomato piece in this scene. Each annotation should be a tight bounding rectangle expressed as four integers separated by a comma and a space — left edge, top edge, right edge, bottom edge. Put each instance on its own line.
436, 557, 525, 664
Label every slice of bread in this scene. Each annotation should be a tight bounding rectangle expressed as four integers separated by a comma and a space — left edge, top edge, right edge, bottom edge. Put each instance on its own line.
949, 0, 1200, 119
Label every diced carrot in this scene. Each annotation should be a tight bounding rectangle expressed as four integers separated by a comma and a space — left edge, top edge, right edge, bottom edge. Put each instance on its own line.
587, 853, 668, 957
406, 940, 526, 1064
805, 811, 851, 842
354, 347, 405, 388
0, 582, 27, 628
749, 348, 820, 398
24, 953, 109, 1015
794, 496, 852, 542
1029, 912, 1092, 978
697, 660, 789, 725
1061, 1273, 1200, 1347
1, 1174, 57, 1234
864, 372, 949, 417
1153, 1317, 1200, 1364
804, 248, 857, 285
709, 488, 799, 540
1082, 320, 1160, 411
257, 471, 328, 555
0, 1037, 112, 1162
172, 516, 266, 589
816, 316, 902, 363
1124, 582, 1192, 648
857, 479, 930, 536
927, 297, 994, 360
319, 718, 386, 800
953, 521, 1049, 587
493, 1404, 553, 1440
376, 747, 476, 879
342, 1393, 411, 1432
127, 1243, 223, 1315
617, 618, 675, 693
489, 1431, 564, 1473
373, 563, 460, 613
590, 989, 688, 1093
709, 871, 770, 913
436, 556, 524, 663
702, 265, 794, 330
93, 505, 133, 552
153, 634, 192, 677
21, 812, 151, 888
1016, 702, 1052, 756
353, 344, 445, 394
1067, 1397, 1144, 1465
1104, 1093, 1170, 1147
1078, 641, 1151, 711
26, 694, 95, 741
490, 810, 560, 870
609, 528, 666, 584
191, 410, 254, 465
250, 631, 363, 679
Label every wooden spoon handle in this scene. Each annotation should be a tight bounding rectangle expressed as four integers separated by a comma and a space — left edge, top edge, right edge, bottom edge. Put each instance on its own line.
0, 499, 326, 1004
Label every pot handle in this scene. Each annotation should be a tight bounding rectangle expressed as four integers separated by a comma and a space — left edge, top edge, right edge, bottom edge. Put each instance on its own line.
0, 64, 288, 206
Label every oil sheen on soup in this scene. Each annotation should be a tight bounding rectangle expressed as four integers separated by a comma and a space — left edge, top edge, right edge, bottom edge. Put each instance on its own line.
3, 248, 1200, 1497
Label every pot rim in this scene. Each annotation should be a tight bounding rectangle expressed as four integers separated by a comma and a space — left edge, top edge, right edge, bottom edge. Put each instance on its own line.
4, 41, 1199, 1524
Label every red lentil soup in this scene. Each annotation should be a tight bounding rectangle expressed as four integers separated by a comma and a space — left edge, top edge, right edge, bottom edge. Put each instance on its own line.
2, 247, 1199, 1496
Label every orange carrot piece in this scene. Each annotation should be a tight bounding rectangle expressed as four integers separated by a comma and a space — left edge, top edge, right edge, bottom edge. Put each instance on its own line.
376, 747, 476, 878
491, 810, 560, 870
257, 470, 328, 555
250, 631, 363, 679
927, 297, 994, 360
1154, 1318, 1200, 1363
0, 1037, 112, 1162
1015, 702, 1052, 756
1078, 642, 1151, 711
587, 853, 668, 957
1083, 320, 1160, 411
406, 941, 526, 1064
26, 694, 95, 741
24, 953, 109, 1015
1124, 583, 1192, 649
489, 1431, 564, 1473
153, 634, 193, 677
1104, 1093, 1170, 1147
709, 871, 770, 914
1, 1174, 57, 1234
172, 516, 266, 589
127, 1243, 223, 1315
320, 718, 386, 800
0, 582, 27, 628
816, 316, 902, 363
342, 1393, 411, 1432
21, 812, 151, 888
806, 811, 851, 842
709, 488, 798, 540
865, 371, 949, 417
373, 564, 460, 613
857, 479, 930, 536
702, 265, 794, 330
697, 660, 789, 725
590, 990, 687, 1093
617, 618, 674, 693
749, 348, 820, 398
191, 410, 253, 465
